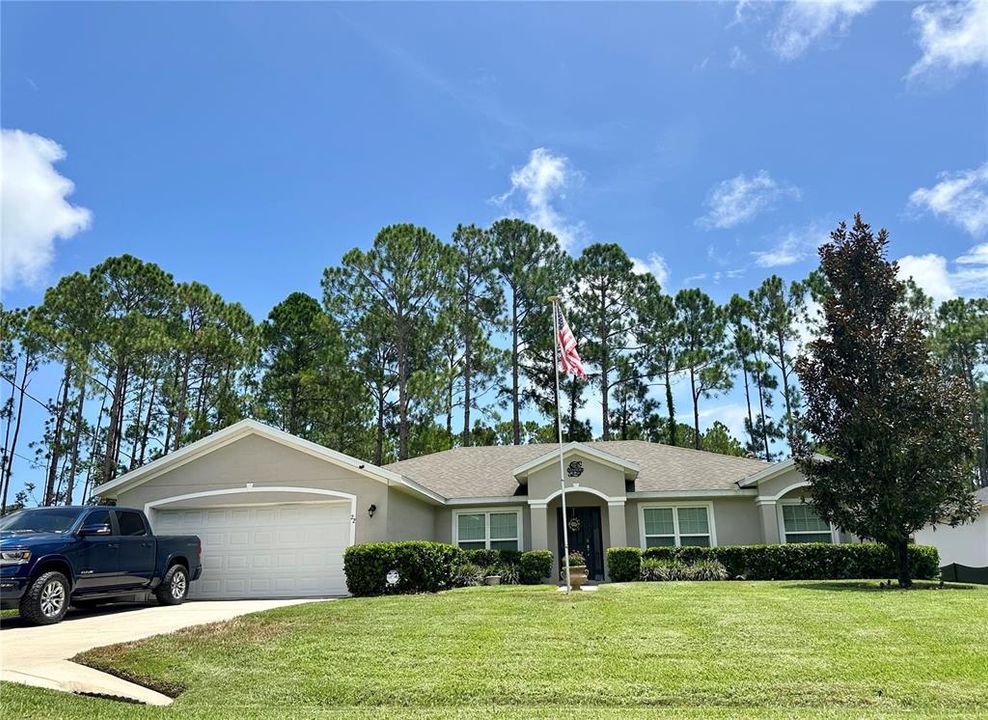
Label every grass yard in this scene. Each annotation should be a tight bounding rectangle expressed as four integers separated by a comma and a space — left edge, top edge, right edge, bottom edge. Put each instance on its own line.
2, 580, 987, 719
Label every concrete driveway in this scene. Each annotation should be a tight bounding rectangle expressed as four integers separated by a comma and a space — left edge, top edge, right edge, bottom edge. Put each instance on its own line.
0, 599, 322, 705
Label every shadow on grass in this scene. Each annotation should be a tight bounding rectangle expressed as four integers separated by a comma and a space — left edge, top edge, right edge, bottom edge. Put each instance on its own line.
786, 580, 977, 592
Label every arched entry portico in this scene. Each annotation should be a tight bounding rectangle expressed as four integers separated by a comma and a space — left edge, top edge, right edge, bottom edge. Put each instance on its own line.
529, 487, 627, 581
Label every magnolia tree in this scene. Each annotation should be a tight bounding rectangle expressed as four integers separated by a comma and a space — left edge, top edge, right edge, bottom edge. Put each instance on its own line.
795, 215, 980, 586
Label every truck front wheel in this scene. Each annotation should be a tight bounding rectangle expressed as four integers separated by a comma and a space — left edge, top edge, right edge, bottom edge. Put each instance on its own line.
20, 571, 71, 625
155, 564, 189, 605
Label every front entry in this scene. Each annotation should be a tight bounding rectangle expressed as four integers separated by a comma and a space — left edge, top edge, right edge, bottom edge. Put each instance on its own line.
556, 505, 605, 581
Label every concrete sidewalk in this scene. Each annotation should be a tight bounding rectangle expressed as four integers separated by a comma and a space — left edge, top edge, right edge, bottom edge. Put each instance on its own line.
0, 598, 324, 704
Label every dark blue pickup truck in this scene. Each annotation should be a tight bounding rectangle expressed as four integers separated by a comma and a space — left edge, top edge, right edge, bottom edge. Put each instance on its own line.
0, 506, 201, 625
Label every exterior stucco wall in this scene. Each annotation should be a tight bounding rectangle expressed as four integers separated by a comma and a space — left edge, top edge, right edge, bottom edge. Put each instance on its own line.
526, 456, 626, 501
915, 511, 987, 567
111, 433, 394, 544
755, 467, 809, 499
386, 487, 437, 541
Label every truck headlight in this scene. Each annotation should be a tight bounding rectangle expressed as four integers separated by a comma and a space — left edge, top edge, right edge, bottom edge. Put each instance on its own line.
0, 550, 31, 565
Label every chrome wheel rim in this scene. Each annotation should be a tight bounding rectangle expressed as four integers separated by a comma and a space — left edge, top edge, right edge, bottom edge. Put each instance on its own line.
40, 580, 66, 618
171, 571, 187, 599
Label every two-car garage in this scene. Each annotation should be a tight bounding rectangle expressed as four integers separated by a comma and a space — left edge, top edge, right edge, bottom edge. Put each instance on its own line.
92, 420, 441, 600
154, 503, 352, 599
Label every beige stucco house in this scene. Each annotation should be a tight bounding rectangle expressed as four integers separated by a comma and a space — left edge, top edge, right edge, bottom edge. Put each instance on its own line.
94, 419, 846, 599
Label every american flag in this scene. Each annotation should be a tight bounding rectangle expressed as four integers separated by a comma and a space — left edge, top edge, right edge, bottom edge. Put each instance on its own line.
555, 305, 586, 379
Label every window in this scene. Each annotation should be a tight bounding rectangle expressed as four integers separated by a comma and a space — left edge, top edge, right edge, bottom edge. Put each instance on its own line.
115, 510, 147, 536
84, 510, 111, 529
454, 509, 521, 551
641, 505, 714, 547
781, 503, 832, 544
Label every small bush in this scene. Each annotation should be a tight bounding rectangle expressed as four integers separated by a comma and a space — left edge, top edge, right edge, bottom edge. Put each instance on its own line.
640, 543, 939, 581
519, 550, 553, 584
454, 562, 485, 587
492, 562, 520, 585
607, 547, 642, 582
640, 558, 729, 582
344, 541, 464, 596
689, 559, 730, 581
566, 551, 586, 567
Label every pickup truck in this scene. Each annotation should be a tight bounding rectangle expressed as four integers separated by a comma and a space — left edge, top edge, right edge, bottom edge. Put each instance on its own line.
0, 506, 201, 625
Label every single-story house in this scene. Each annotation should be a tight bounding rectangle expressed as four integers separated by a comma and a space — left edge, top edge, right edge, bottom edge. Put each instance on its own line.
93, 419, 850, 599
915, 487, 988, 580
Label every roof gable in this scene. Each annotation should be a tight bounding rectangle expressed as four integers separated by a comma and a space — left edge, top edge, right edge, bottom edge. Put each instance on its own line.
512, 442, 640, 481
92, 419, 443, 504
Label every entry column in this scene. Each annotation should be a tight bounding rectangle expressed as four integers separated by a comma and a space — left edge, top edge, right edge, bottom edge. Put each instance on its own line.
606, 500, 627, 581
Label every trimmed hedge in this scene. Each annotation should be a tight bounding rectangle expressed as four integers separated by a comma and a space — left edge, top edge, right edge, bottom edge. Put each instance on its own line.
607, 547, 642, 582
344, 542, 463, 596
519, 550, 553, 584
607, 543, 939, 582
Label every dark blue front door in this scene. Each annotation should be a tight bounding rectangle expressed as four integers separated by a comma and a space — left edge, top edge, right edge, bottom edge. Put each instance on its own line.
556, 505, 605, 580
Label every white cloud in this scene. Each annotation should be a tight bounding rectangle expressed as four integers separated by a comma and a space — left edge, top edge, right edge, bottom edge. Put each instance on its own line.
897, 253, 957, 303
495, 147, 585, 251
729, 45, 750, 70
897, 244, 988, 303
909, 162, 988, 237
697, 171, 800, 230
1, 129, 92, 290
907, 0, 988, 82
769, 0, 875, 60
954, 243, 988, 293
630, 253, 670, 287
751, 221, 830, 268
698, 403, 749, 444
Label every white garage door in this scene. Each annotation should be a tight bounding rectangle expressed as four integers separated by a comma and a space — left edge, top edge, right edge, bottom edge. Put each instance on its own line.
154, 502, 352, 599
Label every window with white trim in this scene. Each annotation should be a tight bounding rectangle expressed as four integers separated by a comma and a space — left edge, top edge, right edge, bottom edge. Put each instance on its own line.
455, 510, 520, 551
781, 503, 832, 544
642, 505, 712, 547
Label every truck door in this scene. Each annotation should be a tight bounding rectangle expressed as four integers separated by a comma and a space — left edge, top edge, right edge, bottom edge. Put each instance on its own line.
74, 509, 121, 593
113, 510, 156, 588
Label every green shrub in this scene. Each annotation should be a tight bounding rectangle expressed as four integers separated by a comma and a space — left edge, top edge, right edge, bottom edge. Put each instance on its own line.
640, 543, 939, 581
519, 550, 553, 584
454, 562, 485, 588
689, 559, 731, 581
463, 549, 501, 568
492, 562, 520, 585
606, 547, 642, 582
344, 541, 464, 596
640, 558, 729, 581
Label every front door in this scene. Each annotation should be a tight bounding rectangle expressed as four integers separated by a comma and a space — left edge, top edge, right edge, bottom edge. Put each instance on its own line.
556, 506, 605, 581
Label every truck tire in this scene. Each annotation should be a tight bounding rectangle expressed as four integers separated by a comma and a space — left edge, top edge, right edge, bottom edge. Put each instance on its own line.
155, 564, 189, 605
20, 571, 71, 625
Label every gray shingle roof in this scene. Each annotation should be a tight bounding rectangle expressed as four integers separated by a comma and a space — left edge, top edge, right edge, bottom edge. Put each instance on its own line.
383, 441, 771, 499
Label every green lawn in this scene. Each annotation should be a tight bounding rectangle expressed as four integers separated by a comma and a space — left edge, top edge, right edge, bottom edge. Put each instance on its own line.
3, 581, 987, 719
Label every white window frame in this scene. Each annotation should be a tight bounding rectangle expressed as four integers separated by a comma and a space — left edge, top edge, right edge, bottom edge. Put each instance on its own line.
638, 502, 717, 548
777, 499, 839, 544
452, 507, 524, 551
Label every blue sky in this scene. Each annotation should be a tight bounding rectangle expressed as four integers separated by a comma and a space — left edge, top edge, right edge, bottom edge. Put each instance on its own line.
2, 2, 987, 495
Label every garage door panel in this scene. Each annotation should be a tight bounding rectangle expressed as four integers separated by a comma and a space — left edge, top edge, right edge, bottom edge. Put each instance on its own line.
154, 502, 351, 599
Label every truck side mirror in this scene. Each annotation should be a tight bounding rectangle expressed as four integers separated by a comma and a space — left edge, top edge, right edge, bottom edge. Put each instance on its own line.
79, 523, 111, 537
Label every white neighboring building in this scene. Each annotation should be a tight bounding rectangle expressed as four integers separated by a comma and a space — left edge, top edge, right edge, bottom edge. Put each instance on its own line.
915, 487, 988, 569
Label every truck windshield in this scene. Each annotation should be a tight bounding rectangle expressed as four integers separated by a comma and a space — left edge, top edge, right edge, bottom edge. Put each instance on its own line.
0, 508, 84, 534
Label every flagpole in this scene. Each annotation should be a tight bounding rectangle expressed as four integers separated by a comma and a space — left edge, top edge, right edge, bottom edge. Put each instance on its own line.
549, 296, 572, 594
